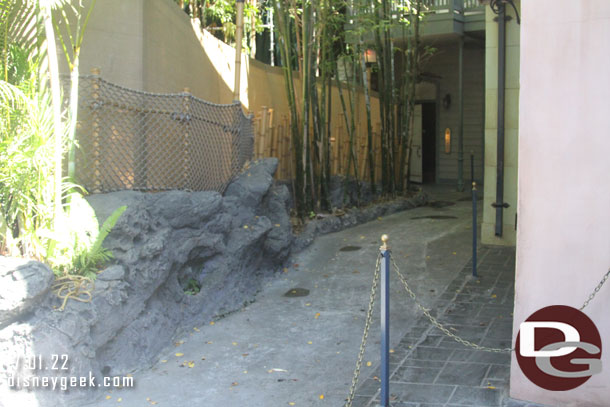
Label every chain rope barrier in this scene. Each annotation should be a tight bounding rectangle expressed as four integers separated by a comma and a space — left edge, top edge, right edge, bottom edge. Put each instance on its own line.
345, 244, 610, 402
580, 268, 610, 311
344, 254, 381, 407
390, 255, 513, 353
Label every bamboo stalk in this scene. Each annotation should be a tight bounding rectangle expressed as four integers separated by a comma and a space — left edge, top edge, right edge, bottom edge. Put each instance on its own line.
260, 115, 265, 160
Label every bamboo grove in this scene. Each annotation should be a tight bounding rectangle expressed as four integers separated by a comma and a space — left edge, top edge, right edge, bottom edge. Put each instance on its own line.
271, 0, 427, 216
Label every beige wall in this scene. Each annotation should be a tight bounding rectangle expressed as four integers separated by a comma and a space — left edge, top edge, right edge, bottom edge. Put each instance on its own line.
71, 0, 229, 100
511, 1, 610, 405
71, 0, 145, 90
482, 2, 520, 245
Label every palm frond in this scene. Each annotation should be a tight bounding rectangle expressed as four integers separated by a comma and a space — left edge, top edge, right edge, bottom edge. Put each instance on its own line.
0, 79, 29, 109
90, 206, 127, 256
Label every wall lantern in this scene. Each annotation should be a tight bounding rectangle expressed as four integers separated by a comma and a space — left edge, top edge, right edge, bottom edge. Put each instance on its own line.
442, 93, 451, 109
364, 49, 377, 64
444, 128, 451, 153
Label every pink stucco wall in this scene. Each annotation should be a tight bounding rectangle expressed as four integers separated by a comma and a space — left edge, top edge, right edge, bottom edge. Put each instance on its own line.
512, 1, 610, 406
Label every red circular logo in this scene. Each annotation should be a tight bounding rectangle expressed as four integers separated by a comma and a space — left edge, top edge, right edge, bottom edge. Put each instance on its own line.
515, 305, 602, 391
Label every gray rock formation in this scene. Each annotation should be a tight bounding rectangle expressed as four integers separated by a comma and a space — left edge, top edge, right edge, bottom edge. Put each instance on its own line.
0, 159, 292, 406
0, 258, 54, 327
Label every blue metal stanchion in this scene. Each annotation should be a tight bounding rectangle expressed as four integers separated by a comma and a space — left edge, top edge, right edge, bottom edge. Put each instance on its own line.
380, 235, 390, 407
472, 182, 478, 277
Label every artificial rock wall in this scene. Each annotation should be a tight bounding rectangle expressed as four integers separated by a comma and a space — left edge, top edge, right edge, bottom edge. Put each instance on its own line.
0, 159, 292, 407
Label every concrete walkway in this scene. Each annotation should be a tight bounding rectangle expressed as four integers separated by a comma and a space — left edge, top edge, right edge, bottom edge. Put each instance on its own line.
84, 186, 522, 407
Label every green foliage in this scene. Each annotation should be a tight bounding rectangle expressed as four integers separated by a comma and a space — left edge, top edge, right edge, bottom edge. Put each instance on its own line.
184, 278, 201, 295
1, 0, 120, 281
66, 205, 127, 279
0, 45, 57, 258
175, 0, 263, 50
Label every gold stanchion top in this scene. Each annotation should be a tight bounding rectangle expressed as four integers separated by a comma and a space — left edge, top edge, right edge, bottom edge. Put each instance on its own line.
472, 181, 477, 191
380, 234, 389, 250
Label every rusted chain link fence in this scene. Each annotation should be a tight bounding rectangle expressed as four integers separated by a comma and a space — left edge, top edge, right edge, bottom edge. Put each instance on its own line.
71, 74, 253, 194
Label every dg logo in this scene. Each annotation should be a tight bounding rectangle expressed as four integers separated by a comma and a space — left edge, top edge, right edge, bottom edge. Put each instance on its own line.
516, 305, 603, 391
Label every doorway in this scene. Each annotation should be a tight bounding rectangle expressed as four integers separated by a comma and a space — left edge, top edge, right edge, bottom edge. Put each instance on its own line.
421, 102, 437, 183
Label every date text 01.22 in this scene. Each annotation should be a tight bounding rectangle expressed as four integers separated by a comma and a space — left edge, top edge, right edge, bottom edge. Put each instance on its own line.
23, 354, 69, 371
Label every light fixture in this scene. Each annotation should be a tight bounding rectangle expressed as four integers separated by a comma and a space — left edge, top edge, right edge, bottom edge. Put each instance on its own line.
445, 128, 451, 153
442, 93, 451, 109
364, 49, 377, 64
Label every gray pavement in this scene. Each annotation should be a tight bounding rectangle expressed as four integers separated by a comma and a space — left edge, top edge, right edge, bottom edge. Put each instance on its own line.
84, 186, 526, 407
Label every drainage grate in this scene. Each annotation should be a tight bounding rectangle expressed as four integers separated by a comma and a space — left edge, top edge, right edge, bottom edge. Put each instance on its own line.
339, 246, 362, 252
411, 215, 458, 220
458, 196, 483, 201
427, 200, 456, 208
284, 288, 310, 297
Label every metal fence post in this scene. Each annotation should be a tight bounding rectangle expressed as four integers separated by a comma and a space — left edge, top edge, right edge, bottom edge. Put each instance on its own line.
90, 68, 102, 193
182, 88, 191, 190
472, 182, 478, 277
380, 234, 390, 407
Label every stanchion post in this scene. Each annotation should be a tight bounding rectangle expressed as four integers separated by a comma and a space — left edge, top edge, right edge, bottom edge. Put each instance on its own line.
470, 152, 474, 186
472, 182, 478, 277
380, 234, 390, 407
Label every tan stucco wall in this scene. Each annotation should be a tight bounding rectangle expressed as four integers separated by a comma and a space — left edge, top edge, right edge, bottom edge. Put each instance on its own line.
482, 2, 520, 246
70, 0, 146, 90
71, 0, 229, 101
511, 1, 610, 405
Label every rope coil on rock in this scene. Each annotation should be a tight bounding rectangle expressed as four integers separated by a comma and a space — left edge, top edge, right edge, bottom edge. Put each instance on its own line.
52, 275, 94, 311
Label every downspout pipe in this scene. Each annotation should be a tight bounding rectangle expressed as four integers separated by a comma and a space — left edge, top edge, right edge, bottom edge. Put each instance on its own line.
457, 35, 464, 192
494, 2, 506, 236
490, 0, 520, 237
234, 0, 245, 102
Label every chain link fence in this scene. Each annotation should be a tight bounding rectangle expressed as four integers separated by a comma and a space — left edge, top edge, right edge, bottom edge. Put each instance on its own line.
72, 74, 253, 194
